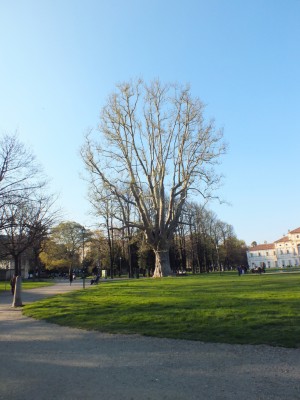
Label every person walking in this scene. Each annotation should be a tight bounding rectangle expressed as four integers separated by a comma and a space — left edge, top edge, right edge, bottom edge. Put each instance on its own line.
10, 275, 16, 295
69, 269, 73, 286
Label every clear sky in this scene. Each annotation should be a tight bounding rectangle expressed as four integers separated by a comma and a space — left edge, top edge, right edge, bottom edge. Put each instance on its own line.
0, 0, 299, 245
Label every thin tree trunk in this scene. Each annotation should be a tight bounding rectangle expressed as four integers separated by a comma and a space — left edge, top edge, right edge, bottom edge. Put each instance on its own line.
12, 276, 22, 307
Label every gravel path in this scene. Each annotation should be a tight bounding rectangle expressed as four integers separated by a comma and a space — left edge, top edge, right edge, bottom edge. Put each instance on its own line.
0, 281, 299, 400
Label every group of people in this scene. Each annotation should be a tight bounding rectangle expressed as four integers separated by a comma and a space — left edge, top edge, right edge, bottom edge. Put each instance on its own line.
237, 265, 248, 276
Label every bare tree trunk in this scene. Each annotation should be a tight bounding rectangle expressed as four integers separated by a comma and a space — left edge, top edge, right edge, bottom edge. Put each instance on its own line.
12, 276, 22, 307
153, 249, 173, 277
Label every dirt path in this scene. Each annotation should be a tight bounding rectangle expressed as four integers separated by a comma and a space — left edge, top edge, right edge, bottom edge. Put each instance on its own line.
0, 281, 299, 400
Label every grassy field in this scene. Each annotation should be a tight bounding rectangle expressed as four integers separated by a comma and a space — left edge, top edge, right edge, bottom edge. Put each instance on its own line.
0, 279, 54, 292
23, 273, 300, 348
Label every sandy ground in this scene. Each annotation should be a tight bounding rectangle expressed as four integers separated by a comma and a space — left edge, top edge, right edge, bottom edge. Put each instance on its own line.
0, 281, 299, 400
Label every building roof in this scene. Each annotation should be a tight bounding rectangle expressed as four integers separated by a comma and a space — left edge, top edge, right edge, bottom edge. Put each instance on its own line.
289, 227, 300, 234
249, 243, 275, 251
274, 236, 290, 243
248, 226, 300, 250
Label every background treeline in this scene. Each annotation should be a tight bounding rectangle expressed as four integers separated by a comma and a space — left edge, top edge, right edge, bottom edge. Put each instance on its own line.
39, 202, 247, 278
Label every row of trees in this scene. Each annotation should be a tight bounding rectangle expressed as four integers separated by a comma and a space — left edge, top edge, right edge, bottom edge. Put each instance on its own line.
40, 207, 247, 279
0, 134, 59, 306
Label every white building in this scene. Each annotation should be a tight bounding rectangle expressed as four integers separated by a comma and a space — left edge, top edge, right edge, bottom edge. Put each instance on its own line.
0, 256, 30, 280
247, 243, 277, 269
247, 227, 300, 269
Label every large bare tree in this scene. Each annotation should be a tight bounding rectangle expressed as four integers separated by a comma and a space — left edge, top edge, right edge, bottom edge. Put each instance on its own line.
0, 133, 59, 305
82, 79, 226, 277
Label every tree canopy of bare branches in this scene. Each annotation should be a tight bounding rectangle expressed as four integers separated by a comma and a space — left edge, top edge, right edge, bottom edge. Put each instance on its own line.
0, 134, 44, 216
82, 79, 226, 277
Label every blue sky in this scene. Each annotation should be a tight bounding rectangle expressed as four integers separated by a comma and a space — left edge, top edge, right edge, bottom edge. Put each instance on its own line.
0, 0, 299, 245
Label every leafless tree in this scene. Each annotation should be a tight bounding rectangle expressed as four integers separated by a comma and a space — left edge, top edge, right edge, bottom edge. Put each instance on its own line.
82, 79, 226, 277
0, 192, 59, 306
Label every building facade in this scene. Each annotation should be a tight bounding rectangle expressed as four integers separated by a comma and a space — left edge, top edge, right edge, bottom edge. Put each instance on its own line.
0, 257, 30, 280
247, 227, 300, 269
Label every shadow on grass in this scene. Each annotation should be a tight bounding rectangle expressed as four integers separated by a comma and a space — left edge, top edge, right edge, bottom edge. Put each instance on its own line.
23, 274, 300, 348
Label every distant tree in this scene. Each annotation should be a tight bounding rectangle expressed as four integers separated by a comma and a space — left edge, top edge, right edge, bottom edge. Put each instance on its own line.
251, 241, 257, 247
82, 79, 226, 277
51, 221, 91, 272
39, 238, 71, 271
89, 180, 137, 278
222, 237, 248, 268
188, 203, 212, 272
83, 229, 109, 272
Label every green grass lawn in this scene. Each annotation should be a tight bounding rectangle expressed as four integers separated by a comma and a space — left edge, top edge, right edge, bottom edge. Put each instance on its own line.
23, 273, 300, 348
0, 279, 54, 292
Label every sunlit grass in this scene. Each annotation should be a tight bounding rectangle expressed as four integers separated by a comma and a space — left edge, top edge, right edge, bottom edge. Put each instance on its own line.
23, 273, 300, 348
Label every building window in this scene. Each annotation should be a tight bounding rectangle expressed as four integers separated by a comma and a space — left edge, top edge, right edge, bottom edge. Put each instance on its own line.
287, 250, 289, 254
266, 252, 269, 256
258, 252, 261, 256
267, 261, 271, 268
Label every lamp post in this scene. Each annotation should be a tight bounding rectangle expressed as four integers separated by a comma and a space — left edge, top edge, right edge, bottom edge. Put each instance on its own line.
81, 226, 86, 289
216, 244, 221, 275
119, 257, 122, 277
5, 264, 8, 291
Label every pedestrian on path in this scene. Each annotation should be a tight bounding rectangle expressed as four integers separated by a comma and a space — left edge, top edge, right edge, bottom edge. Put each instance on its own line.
10, 275, 16, 295
69, 269, 73, 286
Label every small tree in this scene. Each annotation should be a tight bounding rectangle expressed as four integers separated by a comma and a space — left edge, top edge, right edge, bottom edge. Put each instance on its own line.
0, 193, 58, 306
